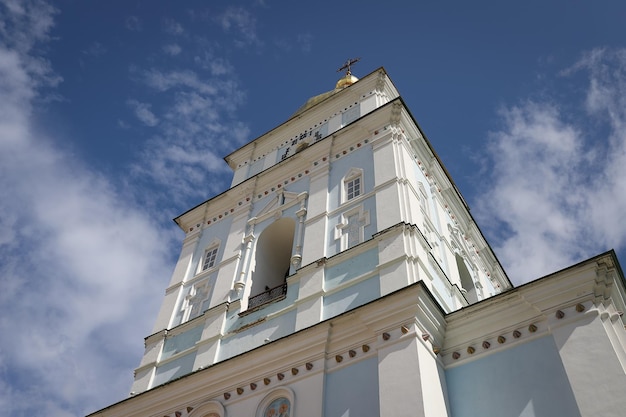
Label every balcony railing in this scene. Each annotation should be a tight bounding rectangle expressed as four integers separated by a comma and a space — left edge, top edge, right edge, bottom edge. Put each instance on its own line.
247, 283, 288, 311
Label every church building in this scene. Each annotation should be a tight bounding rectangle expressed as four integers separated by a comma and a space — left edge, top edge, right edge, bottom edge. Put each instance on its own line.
89, 64, 626, 417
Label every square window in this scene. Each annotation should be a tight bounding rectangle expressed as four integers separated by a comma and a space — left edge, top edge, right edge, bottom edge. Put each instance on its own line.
202, 247, 219, 271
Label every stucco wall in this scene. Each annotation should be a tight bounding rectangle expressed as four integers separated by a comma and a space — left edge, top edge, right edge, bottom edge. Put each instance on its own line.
324, 356, 379, 417
446, 335, 581, 417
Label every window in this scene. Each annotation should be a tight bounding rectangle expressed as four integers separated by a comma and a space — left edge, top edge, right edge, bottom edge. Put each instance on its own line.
202, 246, 219, 271
343, 168, 364, 203
264, 397, 290, 417
256, 388, 295, 417
346, 176, 361, 200
456, 253, 478, 304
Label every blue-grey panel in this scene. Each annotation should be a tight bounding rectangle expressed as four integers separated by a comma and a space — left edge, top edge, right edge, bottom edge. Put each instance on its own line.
446, 336, 581, 417
152, 351, 196, 387
324, 356, 379, 417
218, 309, 297, 361
161, 325, 203, 360
325, 248, 378, 290
323, 276, 379, 320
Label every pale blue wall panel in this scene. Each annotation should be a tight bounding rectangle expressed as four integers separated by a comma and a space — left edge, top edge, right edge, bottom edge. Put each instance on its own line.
325, 248, 378, 290
218, 309, 297, 361
323, 276, 379, 320
161, 325, 203, 360
152, 351, 197, 387
446, 336, 581, 417
324, 356, 379, 417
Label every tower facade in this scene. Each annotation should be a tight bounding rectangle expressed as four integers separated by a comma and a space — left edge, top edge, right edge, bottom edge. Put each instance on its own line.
91, 68, 626, 417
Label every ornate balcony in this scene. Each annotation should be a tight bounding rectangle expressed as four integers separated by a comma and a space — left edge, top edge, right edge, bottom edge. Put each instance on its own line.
246, 283, 288, 312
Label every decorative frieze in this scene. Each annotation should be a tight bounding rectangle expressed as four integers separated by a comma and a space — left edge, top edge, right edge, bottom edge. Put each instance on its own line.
219, 360, 317, 404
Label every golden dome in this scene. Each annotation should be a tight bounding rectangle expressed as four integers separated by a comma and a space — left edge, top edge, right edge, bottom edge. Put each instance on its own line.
335, 73, 359, 89
292, 89, 338, 116
291, 67, 360, 117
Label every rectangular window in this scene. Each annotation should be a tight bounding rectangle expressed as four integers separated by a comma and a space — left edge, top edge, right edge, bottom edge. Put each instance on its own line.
346, 177, 361, 200
202, 247, 219, 271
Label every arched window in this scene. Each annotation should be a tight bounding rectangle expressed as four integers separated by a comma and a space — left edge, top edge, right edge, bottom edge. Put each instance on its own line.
257, 388, 294, 417
247, 217, 295, 310
456, 253, 477, 303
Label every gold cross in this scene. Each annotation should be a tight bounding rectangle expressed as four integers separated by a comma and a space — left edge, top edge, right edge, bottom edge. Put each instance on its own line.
337, 57, 361, 75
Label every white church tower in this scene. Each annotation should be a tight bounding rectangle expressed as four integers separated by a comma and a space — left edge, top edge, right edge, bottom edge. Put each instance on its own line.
90, 63, 626, 417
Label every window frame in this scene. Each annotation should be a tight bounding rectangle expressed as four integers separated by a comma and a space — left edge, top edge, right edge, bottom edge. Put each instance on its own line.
342, 168, 364, 204
256, 387, 295, 417
201, 245, 219, 272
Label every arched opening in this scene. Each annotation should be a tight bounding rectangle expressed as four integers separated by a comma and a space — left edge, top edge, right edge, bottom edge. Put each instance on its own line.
187, 400, 224, 417
456, 253, 477, 303
256, 387, 294, 417
249, 217, 295, 307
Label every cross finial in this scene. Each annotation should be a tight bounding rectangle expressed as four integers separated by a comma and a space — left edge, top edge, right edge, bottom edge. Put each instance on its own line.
337, 57, 361, 75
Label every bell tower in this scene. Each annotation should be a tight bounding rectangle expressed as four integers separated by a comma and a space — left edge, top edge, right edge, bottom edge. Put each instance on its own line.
90, 63, 626, 417
132, 63, 511, 393
92, 65, 522, 417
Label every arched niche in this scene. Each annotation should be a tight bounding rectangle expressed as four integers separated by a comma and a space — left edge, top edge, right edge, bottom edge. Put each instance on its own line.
187, 400, 225, 417
256, 387, 294, 417
250, 217, 296, 297
456, 253, 477, 303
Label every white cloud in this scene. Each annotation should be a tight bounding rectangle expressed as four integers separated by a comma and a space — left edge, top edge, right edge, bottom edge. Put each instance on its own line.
475, 48, 626, 285
163, 18, 184, 35
194, 51, 234, 76
0, 2, 175, 415
140, 67, 217, 95
163, 42, 182, 56
0, 0, 56, 53
216, 6, 261, 47
127, 98, 159, 126
129, 67, 249, 206
82, 41, 106, 57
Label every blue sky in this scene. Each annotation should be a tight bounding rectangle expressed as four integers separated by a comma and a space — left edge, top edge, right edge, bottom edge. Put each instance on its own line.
1, 0, 626, 415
